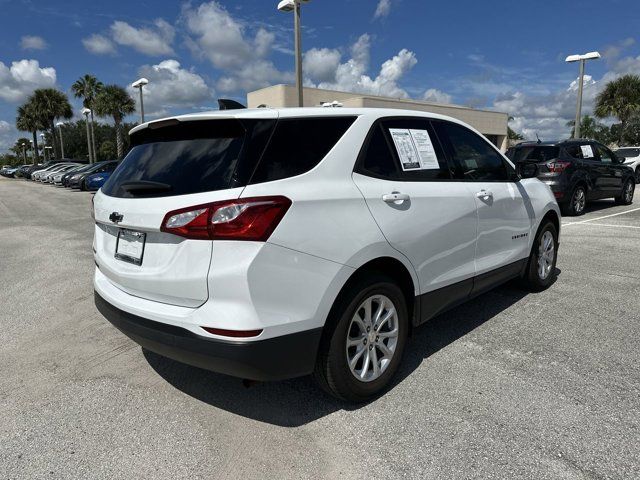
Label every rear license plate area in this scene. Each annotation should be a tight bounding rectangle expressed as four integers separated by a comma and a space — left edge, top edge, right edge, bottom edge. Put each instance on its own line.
115, 229, 146, 265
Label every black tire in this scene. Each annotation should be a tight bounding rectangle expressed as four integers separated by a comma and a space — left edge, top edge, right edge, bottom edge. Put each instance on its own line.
314, 274, 409, 402
615, 178, 635, 205
561, 184, 587, 216
520, 221, 558, 292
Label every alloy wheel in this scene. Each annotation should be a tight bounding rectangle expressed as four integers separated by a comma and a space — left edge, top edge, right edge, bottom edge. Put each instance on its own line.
346, 294, 399, 382
624, 181, 634, 203
537, 230, 555, 280
572, 188, 586, 214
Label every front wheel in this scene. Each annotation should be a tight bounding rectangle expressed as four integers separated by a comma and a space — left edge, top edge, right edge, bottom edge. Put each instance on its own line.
520, 221, 558, 292
615, 179, 635, 205
314, 274, 408, 402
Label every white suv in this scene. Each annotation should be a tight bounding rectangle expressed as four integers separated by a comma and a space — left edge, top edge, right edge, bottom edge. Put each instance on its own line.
93, 108, 560, 401
614, 147, 640, 183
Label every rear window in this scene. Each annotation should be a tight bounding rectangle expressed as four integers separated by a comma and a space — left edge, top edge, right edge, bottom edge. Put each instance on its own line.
101, 116, 355, 198
615, 147, 640, 158
249, 116, 356, 184
102, 119, 274, 198
508, 146, 559, 163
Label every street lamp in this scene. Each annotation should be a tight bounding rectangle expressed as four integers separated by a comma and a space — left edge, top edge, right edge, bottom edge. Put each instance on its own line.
277, 0, 310, 107
131, 77, 149, 124
40, 133, 47, 161
56, 122, 66, 159
566, 51, 600, 139
82, 108, 94, 163
21, 142, 27, 163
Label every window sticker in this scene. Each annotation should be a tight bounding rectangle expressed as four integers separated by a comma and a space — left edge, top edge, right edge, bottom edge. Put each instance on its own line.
389, 128, 440, 171
580, 145, 594, 158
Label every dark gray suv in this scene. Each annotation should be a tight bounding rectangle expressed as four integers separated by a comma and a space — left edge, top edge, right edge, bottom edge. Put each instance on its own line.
507, 139, 635, 216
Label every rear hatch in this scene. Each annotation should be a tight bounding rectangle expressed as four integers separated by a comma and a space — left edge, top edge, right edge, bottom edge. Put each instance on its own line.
93, 114, 277, 307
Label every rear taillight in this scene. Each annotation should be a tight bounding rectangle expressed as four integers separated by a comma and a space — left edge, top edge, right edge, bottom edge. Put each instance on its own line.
160, 196, 292, 241
546, 161, 571, 173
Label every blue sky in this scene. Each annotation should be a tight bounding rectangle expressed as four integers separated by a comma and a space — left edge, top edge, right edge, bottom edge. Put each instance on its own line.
1, 0, 640, 151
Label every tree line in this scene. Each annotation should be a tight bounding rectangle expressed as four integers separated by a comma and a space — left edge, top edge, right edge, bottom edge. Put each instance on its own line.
4, 74, 135, 166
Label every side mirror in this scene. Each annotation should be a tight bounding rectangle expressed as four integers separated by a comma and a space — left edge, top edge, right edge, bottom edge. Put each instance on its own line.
614, 155, 626, 164
516, 162, 538, 179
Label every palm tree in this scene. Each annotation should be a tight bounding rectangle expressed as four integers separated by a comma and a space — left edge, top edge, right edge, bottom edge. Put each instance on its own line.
72, 75, 103, 161
594, 74, 640, 144
11, 138, 33, 162
565, 115, 609, 142
29, 88, 73, 159
16, 102, 47, 164
94, 85, 135, 159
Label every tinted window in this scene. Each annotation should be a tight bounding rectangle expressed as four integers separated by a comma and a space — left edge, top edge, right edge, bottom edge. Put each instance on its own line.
616, 147, 640, 158
509, 146, 560, 163
359, 124, 399, 179
102, 119, 274, 198
594, 144, 614, 163
249, 117, 356, 184
357, 119, 450, 181
435, 121, 509, 181
565, 144, 595, 160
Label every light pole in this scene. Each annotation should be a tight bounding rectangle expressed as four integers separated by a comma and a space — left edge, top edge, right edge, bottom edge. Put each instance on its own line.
82, 108, 94, 163
56, 122, 66, 159
21, 142, 27, 163
277, 0, 310, 107
40, 133, 46, 161
566, 51, 600, 139
131, 77, 149, 123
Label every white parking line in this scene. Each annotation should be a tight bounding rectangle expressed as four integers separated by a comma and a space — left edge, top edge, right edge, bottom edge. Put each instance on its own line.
563, 206, 640, 226
582, 223, 640, 229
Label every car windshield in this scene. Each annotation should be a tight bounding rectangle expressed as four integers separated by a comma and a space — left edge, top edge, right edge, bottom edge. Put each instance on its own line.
615, 148, 640, 158
508, 146, 560, 162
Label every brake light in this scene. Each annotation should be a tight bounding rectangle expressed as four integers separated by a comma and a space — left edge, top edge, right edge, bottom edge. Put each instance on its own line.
201, 327, 263, 338
546, 161, 571, 173
160, 196, 292, 241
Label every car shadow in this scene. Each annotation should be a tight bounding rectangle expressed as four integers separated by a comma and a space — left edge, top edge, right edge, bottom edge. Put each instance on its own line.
144, 269, 560, 427
582, 199, 620, 214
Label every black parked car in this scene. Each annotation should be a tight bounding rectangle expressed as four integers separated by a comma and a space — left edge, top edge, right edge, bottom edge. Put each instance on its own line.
507, 139, 635, 216
67, 161, 118, 190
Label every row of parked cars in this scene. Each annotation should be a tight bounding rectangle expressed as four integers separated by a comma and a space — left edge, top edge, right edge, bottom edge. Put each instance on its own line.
1, 160, 119, 191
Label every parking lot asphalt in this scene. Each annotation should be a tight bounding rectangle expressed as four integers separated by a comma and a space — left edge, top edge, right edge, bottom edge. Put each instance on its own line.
1, 177, 639, 480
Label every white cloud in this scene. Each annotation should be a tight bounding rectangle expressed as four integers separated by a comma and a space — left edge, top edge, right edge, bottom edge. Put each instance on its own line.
183, 1, 292, 93
0, 59, 57, 103
111, 19, 174, 56
20, 36, 47, 51
0, 120, 16, 151
134, 59, 213, 117
422, 88, 453, 104
306, 34, 417, 99
303, 48, 342, 83
82, 34, 116, 55
374, 0, 391, 19
568, 74, 595, 92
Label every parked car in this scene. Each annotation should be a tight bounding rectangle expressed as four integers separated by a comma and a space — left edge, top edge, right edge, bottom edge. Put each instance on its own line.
61, 164, 92, 187
614, 147, 640, 183
85, 171, 114, 191
0, 165, 24, 177
68, 161, 118, 190
93, 108, 562, 401
43, 163, 81, 183
506, 140, 635, 216
32, 163, 73, 182
52, 164, 86, 185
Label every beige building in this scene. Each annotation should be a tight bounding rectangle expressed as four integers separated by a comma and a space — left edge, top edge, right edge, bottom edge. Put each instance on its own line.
248, 85, 509, 151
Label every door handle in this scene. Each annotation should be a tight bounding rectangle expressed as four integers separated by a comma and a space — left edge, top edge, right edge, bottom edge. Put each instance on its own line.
382, 192, 410, 203
476, 190, 493, 200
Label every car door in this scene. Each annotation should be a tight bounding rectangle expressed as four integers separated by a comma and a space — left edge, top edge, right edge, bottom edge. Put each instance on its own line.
432, 120, 533, 292
594, 143, 624, 193
579, 143, 607, 199
352, 117, 478, 306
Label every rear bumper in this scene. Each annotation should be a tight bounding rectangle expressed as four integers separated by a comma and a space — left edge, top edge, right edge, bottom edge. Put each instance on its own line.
95, 292, 323, 381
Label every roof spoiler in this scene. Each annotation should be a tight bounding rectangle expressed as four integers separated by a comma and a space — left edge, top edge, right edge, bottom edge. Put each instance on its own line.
218, 99, 247, 110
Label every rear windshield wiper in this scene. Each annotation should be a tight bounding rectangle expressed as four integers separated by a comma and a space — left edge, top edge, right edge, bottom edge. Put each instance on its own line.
120, 181, 172, 195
